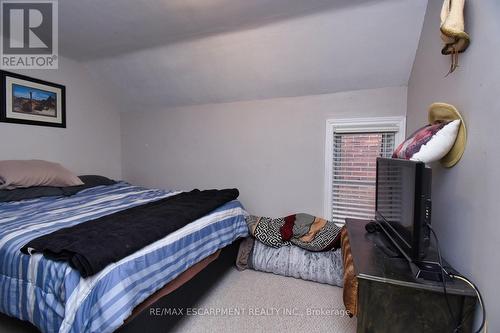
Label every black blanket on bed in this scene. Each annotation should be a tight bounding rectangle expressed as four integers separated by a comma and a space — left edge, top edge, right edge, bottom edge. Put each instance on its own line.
21, 188, 239, 278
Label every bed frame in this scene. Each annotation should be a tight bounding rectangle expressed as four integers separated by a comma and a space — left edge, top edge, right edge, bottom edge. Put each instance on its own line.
0, 240, 242, 333
117, 239, 242, 332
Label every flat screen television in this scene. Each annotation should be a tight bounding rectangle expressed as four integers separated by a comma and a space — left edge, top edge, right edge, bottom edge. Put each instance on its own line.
375, 158, 432, 262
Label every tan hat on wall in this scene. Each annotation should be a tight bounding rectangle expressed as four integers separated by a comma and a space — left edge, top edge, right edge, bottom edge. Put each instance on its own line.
428, 103, 467, 168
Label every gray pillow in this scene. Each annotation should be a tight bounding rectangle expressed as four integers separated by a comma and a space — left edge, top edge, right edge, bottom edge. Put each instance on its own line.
60, 175, 116, 196
0, 175, 117, 202
0, 160, 83, 190
0, 186, 64, 202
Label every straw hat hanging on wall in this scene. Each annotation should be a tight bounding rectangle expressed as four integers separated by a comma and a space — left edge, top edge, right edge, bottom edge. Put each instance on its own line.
428, 103, 467, 167
440, 0, 470, 74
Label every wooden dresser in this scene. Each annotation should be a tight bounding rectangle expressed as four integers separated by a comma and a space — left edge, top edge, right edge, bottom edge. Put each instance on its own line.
343, 218, 477, 333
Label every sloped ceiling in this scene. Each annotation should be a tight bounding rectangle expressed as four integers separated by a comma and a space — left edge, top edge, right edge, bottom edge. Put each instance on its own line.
60, 0, 427, 110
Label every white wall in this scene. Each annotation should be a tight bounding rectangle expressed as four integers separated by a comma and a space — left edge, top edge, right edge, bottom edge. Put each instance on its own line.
87, 0, 425, 109
407, 0, 500, 330
121, 86, 407, 217
0, 57, 122, 179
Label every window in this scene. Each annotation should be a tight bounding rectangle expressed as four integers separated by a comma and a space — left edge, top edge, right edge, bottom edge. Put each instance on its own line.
324, 117, 405, 224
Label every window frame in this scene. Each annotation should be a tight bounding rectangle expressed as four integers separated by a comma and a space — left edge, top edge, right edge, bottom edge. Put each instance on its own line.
323, 116, 406, 223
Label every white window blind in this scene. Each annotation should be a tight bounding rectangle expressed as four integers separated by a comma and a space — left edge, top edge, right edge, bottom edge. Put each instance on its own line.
331, 132, 396, 224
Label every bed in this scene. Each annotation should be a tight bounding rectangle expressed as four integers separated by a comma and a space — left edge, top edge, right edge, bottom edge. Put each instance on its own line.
0, 181, 249, 333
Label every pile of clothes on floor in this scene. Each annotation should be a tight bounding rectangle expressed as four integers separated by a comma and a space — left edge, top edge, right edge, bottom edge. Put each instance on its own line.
236, 213, 344, 286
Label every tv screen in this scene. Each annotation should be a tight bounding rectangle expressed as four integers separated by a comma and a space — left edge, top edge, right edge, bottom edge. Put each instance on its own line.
375, 158, 431, 261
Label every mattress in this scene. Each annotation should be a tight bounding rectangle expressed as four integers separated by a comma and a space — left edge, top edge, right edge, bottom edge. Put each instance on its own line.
0, 182, 249, 333
251, 240, 344, 286
237, 238, 344, 286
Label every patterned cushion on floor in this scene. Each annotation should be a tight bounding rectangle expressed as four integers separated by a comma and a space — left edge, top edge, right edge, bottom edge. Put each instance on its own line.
251, 216, 290, 248
245, 213, 341, 251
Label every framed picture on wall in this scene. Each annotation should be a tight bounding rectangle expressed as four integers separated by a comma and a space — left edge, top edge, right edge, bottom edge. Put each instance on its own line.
0, 71, 66, 128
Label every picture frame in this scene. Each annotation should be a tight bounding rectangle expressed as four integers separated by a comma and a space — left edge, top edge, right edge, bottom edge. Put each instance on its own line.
0, 71, 66, 128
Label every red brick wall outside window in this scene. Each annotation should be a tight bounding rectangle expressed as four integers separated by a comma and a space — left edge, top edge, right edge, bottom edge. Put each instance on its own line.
331, 132, 395, 224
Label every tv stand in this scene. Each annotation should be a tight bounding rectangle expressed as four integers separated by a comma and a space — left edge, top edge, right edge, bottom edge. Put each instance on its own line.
365, 230, 402, 259
368, 220, 451, 282
345, 218, 477, 333
411, 260, 452, 282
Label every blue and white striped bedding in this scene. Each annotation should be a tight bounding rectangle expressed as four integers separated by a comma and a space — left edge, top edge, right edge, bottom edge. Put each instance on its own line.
0, 182, 249, 333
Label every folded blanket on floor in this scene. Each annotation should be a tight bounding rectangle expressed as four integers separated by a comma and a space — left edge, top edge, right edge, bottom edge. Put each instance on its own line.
245, 213, 341, 251
236, 237, 343, 286
21, 188, 239, 277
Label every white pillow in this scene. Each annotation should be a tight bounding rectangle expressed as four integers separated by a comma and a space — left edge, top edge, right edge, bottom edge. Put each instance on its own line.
410, 119, 461, 163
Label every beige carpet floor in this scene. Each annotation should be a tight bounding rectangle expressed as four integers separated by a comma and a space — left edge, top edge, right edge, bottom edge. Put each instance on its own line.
171, 268, 357, 333
0, 269, 356, 333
